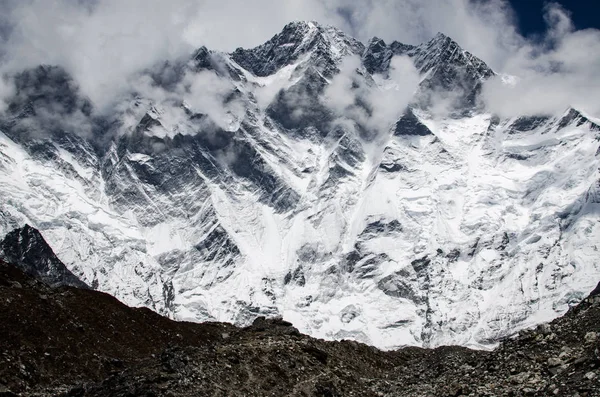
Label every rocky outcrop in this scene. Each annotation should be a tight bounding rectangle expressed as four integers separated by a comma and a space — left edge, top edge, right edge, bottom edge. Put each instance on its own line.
0, 225, 87, 288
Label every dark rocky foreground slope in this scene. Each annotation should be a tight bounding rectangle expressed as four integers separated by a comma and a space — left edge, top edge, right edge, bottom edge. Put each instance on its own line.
0, 260, 599, 397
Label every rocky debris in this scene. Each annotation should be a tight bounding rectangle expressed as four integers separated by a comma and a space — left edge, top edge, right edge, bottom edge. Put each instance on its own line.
1, 259, 599, 396
249, 315, 301, 335
381, 294, 600, 397
0, 260, 231, 394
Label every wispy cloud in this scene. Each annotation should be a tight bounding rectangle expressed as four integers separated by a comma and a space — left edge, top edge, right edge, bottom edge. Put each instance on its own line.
0, 0, 200, 109
0, 0, 598, 118
322, 55, 419, 135
481, 3, 600, 117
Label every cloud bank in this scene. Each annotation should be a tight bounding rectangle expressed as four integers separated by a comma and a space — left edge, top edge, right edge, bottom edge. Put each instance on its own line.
0, 0, 598, 118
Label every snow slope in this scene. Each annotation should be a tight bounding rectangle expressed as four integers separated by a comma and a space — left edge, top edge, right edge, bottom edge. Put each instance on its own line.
0, 22, 598, 349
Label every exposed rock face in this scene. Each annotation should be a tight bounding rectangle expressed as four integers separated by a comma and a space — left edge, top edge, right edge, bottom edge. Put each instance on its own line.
1, 260, 599, 397
362, 32, 495, 109
0, 20, 599, 349
232, 21, 365, 78
0, 225, 87, 288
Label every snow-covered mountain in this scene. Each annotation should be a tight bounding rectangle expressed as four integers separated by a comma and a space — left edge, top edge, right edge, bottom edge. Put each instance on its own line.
0, 21, 598, 349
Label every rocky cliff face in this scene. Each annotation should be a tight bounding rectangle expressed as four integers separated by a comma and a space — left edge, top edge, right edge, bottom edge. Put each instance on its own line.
0, 20, 599, 349
0, 225, 87, 288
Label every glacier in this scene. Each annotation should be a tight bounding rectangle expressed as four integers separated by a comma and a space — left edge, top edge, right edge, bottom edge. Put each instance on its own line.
0, 21, 599, 349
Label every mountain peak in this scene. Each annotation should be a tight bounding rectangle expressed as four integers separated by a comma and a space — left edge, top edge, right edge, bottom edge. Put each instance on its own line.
231, 21, 364, 77
411, 30, 494, 86
420, 31, 460, 55
281, 20, 352, 40
282, 20, 321, 31
278, 20, 320, 39
558, 107, 600, 131
431, 31, 451, 42
366, 36, 387, 50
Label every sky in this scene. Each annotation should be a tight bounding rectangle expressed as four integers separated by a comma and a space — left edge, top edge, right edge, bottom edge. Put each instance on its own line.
508, 0, 599, 37
0, 0, 599, 118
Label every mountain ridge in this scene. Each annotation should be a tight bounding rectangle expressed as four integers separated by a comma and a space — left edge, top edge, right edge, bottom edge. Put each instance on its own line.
0, 21, 598, 350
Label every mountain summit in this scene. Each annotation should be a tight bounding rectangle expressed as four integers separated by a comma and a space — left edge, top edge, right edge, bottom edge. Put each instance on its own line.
232, 21, 365, 77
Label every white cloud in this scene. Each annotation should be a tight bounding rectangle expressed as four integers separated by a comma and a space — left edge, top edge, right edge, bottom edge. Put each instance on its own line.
321, 56, 362, 116
0, 0, 597, 119
182, 0, 347, 51
254, 78, 289, 110
329, 0, 522, 70
0, 0, 347, 110
370, 55, 420, 127
0, 0, 200, 109
481, 3, 600, 118
0, 76, 14, 113
321, 54, 419, 134
182, 69, 245, 130
107, 62, 245, 138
